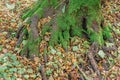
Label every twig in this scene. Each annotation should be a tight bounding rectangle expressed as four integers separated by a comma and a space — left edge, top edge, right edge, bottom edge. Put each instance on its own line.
44, 46, 48, 63
87, 42, 101, 79
44, 53, 47, 63
16, 31, 24, 46
76, 64, 91, 80
102, 46, 116, 52
16, 25, 24, 38
40, 65, 48, 80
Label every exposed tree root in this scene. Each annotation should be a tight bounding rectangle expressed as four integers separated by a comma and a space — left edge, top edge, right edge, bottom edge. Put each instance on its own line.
16, 0, 114, 79
17, 14, 40, 58
30, 14, 39, 39
27, 14, 40, 57
87, 42, 102, 79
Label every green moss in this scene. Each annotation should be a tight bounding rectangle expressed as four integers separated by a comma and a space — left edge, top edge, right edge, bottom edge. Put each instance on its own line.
21, 0, 112, 51
21, 0, 48, 20
103, 26, 112, 39
49, 30, 59, 46
49, 0, 59, 8
89, 31, 104, 46
41, 26, 52, 36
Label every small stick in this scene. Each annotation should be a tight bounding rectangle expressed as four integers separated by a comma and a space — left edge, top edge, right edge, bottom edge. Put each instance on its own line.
16, 25, 24, 38
87, 42, 101, 79
102, 46, 116, 52
16, 31, 24, 46
76, 65, 90, 80
40, 65, 47, 80
44, 53, 48, 63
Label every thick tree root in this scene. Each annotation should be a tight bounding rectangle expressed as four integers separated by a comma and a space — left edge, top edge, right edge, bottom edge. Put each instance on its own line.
17, 14, 40, 58
27, 14, 40, 57
30, 14, 39, 39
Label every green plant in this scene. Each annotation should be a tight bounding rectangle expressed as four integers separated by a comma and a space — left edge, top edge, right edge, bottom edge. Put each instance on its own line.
46, 69, 53, 76
0, 53, 36, 79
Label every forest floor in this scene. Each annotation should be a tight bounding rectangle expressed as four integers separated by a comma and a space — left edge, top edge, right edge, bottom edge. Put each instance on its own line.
0, 0, 120, 80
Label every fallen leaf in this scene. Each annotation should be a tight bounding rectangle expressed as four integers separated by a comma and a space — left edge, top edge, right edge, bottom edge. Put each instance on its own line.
98, 50, 106, 58
6, 3, 15, 10
2, 48, 8, 53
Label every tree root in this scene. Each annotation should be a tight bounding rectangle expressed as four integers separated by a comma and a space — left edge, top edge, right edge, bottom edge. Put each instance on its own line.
87, 42, 102, 79
27, 14, 40, 57
16, 14, 40, 58
30, 14, 39, 39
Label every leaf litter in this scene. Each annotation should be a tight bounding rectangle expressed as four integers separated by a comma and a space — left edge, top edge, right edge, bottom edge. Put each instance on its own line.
0, 0, 120, 80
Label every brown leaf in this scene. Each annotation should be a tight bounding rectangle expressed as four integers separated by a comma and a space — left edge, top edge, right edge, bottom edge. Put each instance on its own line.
2, 48, 8, 53
34, 57, 40, 64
